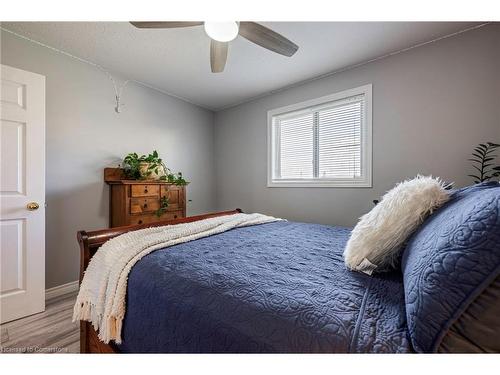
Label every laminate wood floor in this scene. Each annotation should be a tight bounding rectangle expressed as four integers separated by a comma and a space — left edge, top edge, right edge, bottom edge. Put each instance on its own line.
1, 292, 79, 354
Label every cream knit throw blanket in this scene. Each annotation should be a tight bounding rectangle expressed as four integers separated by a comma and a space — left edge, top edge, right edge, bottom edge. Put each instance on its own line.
73, 213, 282, 344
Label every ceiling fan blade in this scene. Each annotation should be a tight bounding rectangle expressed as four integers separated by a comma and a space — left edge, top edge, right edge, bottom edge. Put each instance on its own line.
238, 22, 298, 57
130, 22, 203, 29
210, 40, 228, 73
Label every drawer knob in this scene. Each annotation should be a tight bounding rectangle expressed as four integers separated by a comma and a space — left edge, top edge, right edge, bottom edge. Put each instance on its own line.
144, 188, 148, 193
138, 220, 143, 224
174, 215, 177, 219
143, 203, 148, 208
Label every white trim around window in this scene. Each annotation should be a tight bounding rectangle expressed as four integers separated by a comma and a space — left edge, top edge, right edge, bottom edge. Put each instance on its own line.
267, 84, 372, 188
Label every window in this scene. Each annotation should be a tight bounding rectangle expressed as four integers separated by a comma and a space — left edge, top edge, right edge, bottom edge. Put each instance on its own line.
267, 84, 372, 187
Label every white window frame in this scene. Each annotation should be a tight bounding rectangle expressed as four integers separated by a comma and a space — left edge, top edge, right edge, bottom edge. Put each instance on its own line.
267, 84, 372, 188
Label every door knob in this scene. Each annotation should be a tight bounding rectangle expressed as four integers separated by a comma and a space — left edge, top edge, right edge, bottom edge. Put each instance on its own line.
27, 202, 40, 211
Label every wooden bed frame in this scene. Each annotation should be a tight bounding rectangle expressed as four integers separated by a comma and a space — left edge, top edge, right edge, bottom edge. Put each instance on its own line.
77, 208, 242, 353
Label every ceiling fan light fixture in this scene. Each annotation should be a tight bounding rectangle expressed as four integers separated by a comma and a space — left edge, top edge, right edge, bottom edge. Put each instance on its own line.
204, 22, 239, 42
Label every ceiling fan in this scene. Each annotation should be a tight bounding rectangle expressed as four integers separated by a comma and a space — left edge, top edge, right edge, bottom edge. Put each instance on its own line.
130, 22, 299, 73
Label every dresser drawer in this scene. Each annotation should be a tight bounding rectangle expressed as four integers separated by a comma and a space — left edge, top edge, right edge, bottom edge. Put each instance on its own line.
159, 210, 184, 221
130, 197, 160, 214
160, 186, 184, 210
128, 214, 158, 226
128, 210, 184, 226
131, 184, 159, 197
107, 176, 187, 228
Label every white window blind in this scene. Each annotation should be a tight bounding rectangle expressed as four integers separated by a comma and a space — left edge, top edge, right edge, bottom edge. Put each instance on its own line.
268, 85, 372, 187
318, 98, 363, 178
279, 113, 314, 179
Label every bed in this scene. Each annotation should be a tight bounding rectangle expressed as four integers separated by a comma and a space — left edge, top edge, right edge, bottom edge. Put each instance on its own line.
77, 182, 500, 353
77, 209, 410, 353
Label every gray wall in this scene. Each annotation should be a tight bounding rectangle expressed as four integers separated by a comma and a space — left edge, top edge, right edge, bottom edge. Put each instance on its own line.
1, 31, 217, 288
2, 24, 499, 289
214, 24, 500, 227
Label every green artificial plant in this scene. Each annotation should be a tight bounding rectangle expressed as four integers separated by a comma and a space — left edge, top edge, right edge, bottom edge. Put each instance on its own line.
468, 142, 500, 183
121, 150, 188, 185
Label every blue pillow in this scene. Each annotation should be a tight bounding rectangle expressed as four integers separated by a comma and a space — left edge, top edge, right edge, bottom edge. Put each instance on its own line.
402, 182, 500, 353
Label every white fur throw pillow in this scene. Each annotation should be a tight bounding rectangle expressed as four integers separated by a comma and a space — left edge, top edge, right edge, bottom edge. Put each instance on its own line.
343, 175, 450, 274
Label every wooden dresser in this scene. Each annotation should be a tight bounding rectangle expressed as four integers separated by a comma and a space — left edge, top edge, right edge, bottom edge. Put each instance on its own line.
104, 168, 186, 228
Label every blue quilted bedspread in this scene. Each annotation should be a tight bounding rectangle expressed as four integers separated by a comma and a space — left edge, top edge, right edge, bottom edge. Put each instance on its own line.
118, 221, 411, 353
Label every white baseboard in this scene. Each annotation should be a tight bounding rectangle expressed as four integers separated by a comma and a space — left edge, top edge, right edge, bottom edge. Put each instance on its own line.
45, 280, 79, 301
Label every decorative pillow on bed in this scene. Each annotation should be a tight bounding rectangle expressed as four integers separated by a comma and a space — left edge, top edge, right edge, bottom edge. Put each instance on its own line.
343, 175, 450, 274
402, 181, 500, 353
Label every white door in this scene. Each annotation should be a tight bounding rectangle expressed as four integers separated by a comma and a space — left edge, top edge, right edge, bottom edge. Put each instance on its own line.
0, 64, 45, 323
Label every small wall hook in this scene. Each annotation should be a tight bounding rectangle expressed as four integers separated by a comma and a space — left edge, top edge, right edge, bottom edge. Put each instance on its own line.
115, 94, 124, 113
105, 73, 129, 114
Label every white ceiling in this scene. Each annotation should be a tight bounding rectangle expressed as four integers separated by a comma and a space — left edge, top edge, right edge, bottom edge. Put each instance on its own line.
2, 22, 478, 111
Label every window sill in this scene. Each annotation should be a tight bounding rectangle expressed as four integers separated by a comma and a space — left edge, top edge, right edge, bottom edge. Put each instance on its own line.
267, 179, 372, 188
